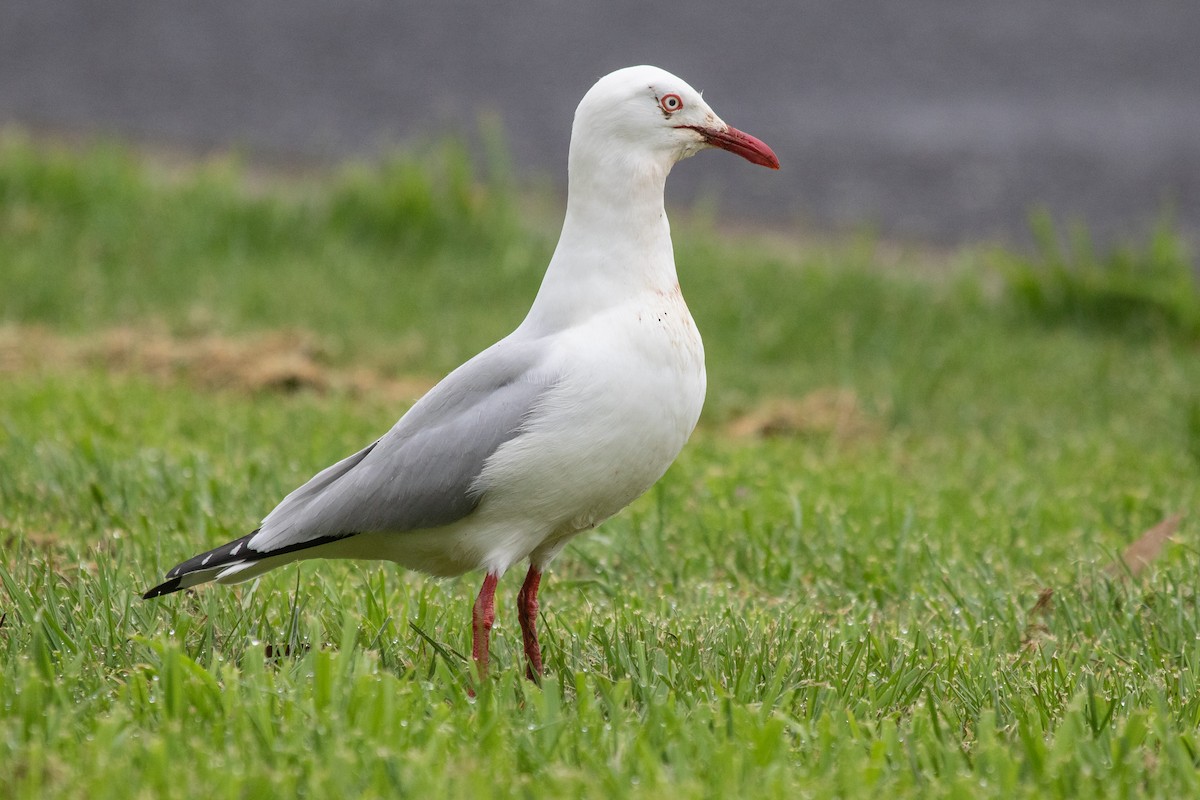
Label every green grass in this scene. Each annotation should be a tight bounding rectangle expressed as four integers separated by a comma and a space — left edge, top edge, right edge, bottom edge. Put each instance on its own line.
2, 136, 1199, 798
998, 210, 1200, 341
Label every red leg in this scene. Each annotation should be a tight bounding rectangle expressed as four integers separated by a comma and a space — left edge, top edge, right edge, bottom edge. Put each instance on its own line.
472, 573, 499, 681
517, 565, 543, 681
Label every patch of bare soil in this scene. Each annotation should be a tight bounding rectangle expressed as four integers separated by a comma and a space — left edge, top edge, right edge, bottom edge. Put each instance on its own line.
0, 324, 436, 402
724, 388, 883, 442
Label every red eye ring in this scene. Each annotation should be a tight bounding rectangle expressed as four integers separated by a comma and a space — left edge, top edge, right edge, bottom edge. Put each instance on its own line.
660, 93, 683, 113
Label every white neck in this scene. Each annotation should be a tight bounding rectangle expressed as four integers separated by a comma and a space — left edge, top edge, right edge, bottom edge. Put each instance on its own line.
519, 142, 679, 334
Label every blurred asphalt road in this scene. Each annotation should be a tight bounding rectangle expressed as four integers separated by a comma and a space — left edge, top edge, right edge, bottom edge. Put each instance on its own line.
2, 1, 1198, 244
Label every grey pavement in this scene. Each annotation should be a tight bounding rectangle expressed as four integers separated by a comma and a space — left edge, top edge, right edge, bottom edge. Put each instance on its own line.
2, 1, 1198, 245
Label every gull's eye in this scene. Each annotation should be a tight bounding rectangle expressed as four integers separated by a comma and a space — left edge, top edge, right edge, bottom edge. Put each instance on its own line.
659, 93, 683, 114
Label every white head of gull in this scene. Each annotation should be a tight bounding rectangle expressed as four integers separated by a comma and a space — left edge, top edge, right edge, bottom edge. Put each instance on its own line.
144, 65, 779, 685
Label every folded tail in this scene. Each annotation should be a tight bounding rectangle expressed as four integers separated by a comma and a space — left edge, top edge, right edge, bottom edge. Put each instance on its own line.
142, 529, 351, 599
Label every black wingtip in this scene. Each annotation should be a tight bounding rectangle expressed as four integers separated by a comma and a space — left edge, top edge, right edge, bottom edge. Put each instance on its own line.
142, 576, 185, 600
141, 527, 352, 602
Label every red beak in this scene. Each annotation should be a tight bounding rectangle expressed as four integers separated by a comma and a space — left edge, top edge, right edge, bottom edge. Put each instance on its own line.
678, 124, 780, 169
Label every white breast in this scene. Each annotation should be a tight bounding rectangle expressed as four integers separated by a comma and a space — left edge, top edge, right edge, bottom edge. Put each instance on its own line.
464, 288, 705, 569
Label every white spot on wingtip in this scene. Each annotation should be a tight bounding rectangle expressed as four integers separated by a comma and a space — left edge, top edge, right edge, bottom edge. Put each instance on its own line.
201, 554, 212, 565
230, 542, 242, 556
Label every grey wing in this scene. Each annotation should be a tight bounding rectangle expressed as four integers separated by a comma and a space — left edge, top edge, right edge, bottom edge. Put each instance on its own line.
248, 338, 553, 553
